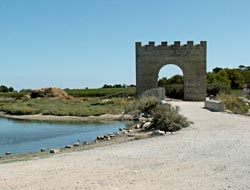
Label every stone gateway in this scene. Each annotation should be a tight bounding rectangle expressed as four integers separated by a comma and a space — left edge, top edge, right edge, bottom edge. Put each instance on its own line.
136, 41, 207, 101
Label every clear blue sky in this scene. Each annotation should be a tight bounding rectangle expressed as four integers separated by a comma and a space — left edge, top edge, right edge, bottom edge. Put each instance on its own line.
1, 0, 250, 90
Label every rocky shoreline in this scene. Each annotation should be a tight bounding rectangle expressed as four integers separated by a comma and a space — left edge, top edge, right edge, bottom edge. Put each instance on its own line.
0, 112, 171, 163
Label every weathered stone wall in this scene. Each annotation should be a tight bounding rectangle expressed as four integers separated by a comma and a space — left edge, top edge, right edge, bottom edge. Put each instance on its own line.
140, 87, 165, 100
136, 41, 207, 101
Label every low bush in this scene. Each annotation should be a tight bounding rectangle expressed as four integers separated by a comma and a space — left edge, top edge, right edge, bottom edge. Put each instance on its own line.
151, 104, 190, 132
127, 96, 190, 132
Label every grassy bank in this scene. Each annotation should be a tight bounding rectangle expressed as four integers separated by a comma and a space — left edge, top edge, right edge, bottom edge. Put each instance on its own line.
0, 97, 135, 117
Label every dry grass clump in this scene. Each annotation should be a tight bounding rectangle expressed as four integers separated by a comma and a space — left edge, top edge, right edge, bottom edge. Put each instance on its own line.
218, 94, 249, 115
151, 105, 190, 132
30, 88, 72, 99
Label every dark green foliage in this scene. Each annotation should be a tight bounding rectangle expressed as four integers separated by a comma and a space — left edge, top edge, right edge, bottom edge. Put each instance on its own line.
158, 75, 184, 99
167, 75, 184, 84
207, 65, 250, 95
224, 68, 244, 89
0, 85, 11, 92
212, 67, 223, 73
207, 83, 230, 96
164, 84, 184, 99
8, 87, 14, 92
207, 72, 231, 95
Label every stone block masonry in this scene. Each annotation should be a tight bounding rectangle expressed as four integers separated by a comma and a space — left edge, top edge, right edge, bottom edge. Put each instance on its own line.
136, 41, 207, 101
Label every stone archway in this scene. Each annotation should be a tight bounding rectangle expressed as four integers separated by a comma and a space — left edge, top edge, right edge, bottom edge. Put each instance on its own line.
136, 41, 207, 101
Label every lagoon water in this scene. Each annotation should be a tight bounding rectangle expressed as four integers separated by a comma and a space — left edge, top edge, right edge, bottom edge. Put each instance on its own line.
0, 118, 128, 156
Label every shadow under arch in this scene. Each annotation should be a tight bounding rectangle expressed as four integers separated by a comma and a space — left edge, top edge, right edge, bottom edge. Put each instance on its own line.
136, 41, 207, 101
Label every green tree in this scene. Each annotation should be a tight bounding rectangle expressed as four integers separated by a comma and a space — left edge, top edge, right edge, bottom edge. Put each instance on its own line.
158, 77, 168, 87
167, 75, 184, 84
213, 67, 223, 73
207, 71, 231, 95
242, 69, 250, 84
158, 75, 184, 99
238, 65, 246, 71
224, 68, 244, 89
8, 87, 14, 92
0, 85, 9, 92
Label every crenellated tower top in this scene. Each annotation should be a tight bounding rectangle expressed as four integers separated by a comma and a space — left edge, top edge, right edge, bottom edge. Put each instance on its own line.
136, 41, 206, 50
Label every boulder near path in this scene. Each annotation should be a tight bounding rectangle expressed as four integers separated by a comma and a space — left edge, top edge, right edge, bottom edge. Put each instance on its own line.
1, 101, 250, 190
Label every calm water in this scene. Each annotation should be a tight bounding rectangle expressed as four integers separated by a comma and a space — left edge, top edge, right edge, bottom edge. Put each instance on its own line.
0, 118, 129, 156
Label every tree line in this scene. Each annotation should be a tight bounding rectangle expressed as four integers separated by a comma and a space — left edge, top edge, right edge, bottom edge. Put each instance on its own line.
0, 85, 14, 93
158, 65, 250, 98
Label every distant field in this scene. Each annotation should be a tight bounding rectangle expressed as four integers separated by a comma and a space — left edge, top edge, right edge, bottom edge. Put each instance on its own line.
65, 87, 136, 97
0, 87, 136, 98
0, 92, 27, 98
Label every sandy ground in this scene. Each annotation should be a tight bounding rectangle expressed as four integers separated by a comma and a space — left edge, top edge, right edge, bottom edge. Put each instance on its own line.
1, 101, 250, 190
0, 112, 133, 122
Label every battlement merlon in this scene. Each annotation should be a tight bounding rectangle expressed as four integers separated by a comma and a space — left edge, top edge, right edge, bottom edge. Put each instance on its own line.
135, 41, 207, 49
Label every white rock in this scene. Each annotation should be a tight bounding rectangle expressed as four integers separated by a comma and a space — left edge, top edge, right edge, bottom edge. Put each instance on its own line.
50, 149, 60, 154
83, 141, 90, 145
134, 124, 141, 129
65, 145, 73, 149
73, 143, 80, 147
97, 135, 105, 140
143, 122, 152, 128
225, 110, 233, 114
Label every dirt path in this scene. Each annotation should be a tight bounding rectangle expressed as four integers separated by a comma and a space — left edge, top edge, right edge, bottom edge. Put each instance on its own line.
1, 101, 250, 190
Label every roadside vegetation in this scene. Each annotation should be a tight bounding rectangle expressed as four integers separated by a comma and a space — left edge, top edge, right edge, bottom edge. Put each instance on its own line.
125, 96, 190, 132
217, 94, 250, 115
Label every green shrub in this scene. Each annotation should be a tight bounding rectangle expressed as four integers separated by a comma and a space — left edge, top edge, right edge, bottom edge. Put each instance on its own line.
152, 104, 190, 132
128, 96, 190, 132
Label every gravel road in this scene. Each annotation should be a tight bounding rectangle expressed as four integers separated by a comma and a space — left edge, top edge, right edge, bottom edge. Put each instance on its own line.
1, 101, 250, 190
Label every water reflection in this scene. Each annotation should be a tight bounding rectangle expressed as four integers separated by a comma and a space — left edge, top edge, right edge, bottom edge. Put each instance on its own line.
0, 118, 130, 156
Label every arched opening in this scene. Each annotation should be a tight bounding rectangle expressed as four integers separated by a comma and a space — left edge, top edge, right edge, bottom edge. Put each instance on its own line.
158, 64, 184, 100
